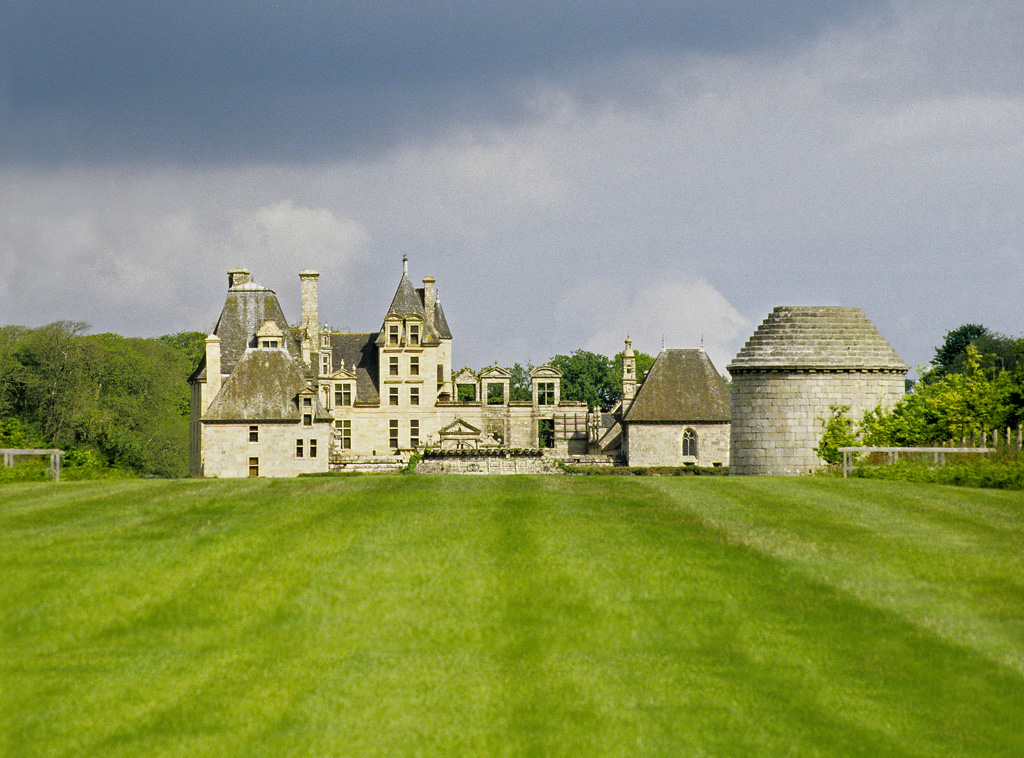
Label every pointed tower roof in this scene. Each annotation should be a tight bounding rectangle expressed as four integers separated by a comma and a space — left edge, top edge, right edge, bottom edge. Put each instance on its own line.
385, 256, 424, 319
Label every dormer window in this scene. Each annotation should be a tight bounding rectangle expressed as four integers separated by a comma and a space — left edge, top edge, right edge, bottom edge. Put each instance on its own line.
260, 339, 279, 348
388, 323, 399, 346
538, 382, 555, 406
408, 323, 420, 346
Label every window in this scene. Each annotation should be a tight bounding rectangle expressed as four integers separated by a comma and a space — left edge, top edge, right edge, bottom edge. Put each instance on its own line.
389, 419, 399, 449
320, 354, 330, 375
538, 382, 555, 405
303, 397, 312, 407
409, 324, 419, 346
487, 383, 504, 405
338, 419, 351, 449
296, 439, 304, 457
388, 323, 399, 346
410, 356, 419, 376
249, 425, 259, 443
303, 414, 312, 426
457, 384, 476, 402
309, 439, 317, 458
437, 365, 444, 390
335, 383, 352, 406
260, 339, 278, 348
389, 356, 399, 376
389, 387, 399, 406
410, 419, 420, 448
682, 428, 698, 458
410, 387, 420, 406
248, 457, 259, 477
538, 419, 555, 448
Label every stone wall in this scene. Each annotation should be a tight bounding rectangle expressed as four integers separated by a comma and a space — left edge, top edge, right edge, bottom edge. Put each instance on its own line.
202, 421, 331, 478
729, 370, 905, 475
416, 456, 562, 475
626, 422, 730, 467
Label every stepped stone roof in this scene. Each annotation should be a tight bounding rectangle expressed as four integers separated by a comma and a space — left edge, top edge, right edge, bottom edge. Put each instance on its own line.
727, 306, 908, 373
205, 348, 329, 422
625, 349, 731, 423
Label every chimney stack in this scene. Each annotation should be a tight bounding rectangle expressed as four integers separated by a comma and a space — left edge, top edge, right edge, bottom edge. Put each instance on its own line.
204, 334, 222, 413
299, 270, 320, 335
227, 268, 250, 288
423, 276, 436, 334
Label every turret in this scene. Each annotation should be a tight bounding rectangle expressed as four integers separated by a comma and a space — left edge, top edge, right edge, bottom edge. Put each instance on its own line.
622, 336, 637, 405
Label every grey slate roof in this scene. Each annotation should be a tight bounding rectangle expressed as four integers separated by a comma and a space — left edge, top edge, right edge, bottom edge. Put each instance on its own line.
379, 271, 452, 343
624, 349, 731, 423
190, 281, 301, 381
728, 306, 908, 372
330, 333, 380, 404
205, 348, 329, 422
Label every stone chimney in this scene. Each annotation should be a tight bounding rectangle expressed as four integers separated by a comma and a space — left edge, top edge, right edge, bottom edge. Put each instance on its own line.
423, 276, 435, 334
227, 268, 250, 288
299, 270, 319, 334
204, 334, 222, 413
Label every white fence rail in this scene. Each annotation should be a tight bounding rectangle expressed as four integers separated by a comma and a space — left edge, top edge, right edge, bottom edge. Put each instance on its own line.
836, 446, 994, 479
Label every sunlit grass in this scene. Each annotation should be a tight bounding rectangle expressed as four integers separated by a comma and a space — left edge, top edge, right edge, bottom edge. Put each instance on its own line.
2, 476, 1022, 757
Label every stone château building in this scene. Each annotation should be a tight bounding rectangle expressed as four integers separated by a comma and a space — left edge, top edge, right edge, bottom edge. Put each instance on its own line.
189, 261, 592, 477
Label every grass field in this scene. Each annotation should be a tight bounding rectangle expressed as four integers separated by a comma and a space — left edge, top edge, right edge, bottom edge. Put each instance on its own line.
2, 475, 1023, 757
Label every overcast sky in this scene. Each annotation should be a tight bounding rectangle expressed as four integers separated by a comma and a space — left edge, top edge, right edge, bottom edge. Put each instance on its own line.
3, 0, 1023, 375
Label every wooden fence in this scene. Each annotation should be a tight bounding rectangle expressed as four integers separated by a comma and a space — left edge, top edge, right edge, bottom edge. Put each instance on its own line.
1, 448, 65, 482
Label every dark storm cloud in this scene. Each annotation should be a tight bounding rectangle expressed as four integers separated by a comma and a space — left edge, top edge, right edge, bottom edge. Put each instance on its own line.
3, 1, 888, 163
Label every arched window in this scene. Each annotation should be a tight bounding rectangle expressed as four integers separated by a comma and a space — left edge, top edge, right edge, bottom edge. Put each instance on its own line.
682, 428, 698, 458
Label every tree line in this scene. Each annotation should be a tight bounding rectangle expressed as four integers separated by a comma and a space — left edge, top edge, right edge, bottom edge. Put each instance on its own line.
817, 325, 1024, 463
0, 323, 206, 477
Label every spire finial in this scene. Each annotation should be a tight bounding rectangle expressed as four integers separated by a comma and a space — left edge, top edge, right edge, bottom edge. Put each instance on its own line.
661, 334, 666, 352
402, 254, 408, 274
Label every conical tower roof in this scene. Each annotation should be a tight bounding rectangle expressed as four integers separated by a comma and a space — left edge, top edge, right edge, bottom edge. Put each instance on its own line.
728, 306, 908, 373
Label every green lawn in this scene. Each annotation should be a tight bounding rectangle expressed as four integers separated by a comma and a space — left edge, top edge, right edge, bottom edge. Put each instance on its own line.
2, 475, 1022, 757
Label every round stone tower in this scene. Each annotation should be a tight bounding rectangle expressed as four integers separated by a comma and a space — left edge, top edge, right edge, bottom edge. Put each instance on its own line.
727, 306, 908, 475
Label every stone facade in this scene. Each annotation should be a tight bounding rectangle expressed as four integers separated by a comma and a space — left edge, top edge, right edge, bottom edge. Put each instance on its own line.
728, 306, 908, 476
625, 421, 730, 467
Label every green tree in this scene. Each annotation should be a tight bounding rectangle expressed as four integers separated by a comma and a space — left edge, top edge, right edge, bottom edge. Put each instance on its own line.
814, 404, 859, 465
507, 362, 533, 402
548, 350, 616, 410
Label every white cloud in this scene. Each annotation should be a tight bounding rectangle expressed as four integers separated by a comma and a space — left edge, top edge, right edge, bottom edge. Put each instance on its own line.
554, 277, 749, 372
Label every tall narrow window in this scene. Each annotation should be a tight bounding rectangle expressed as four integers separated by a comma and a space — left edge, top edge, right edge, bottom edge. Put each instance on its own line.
410, 419, 420, 448
335, 383, 351, 406
338, 419, 351, 449
437, 365, 444, 390
410, 356, 419, 376
389, 387, 399, 406
538, 382, 555, 405
248, 457, 259, 477
303, 414, 312, 426
389, 419, 399, 449
389, 356, 399, 376
296, 439, 304, 457
309, 439, 317, 458
388, 323, 399, 346
682, 428, 698, 458
410, 387, 420, 406
320, 354, 330, 376
249, 425, 259, 442
408, 324, 419, 345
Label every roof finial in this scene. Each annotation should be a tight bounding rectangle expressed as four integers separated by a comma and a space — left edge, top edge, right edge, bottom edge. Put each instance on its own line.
700, 334, 705, 353
402, 254, 408, 275
661, 334, 666, 352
